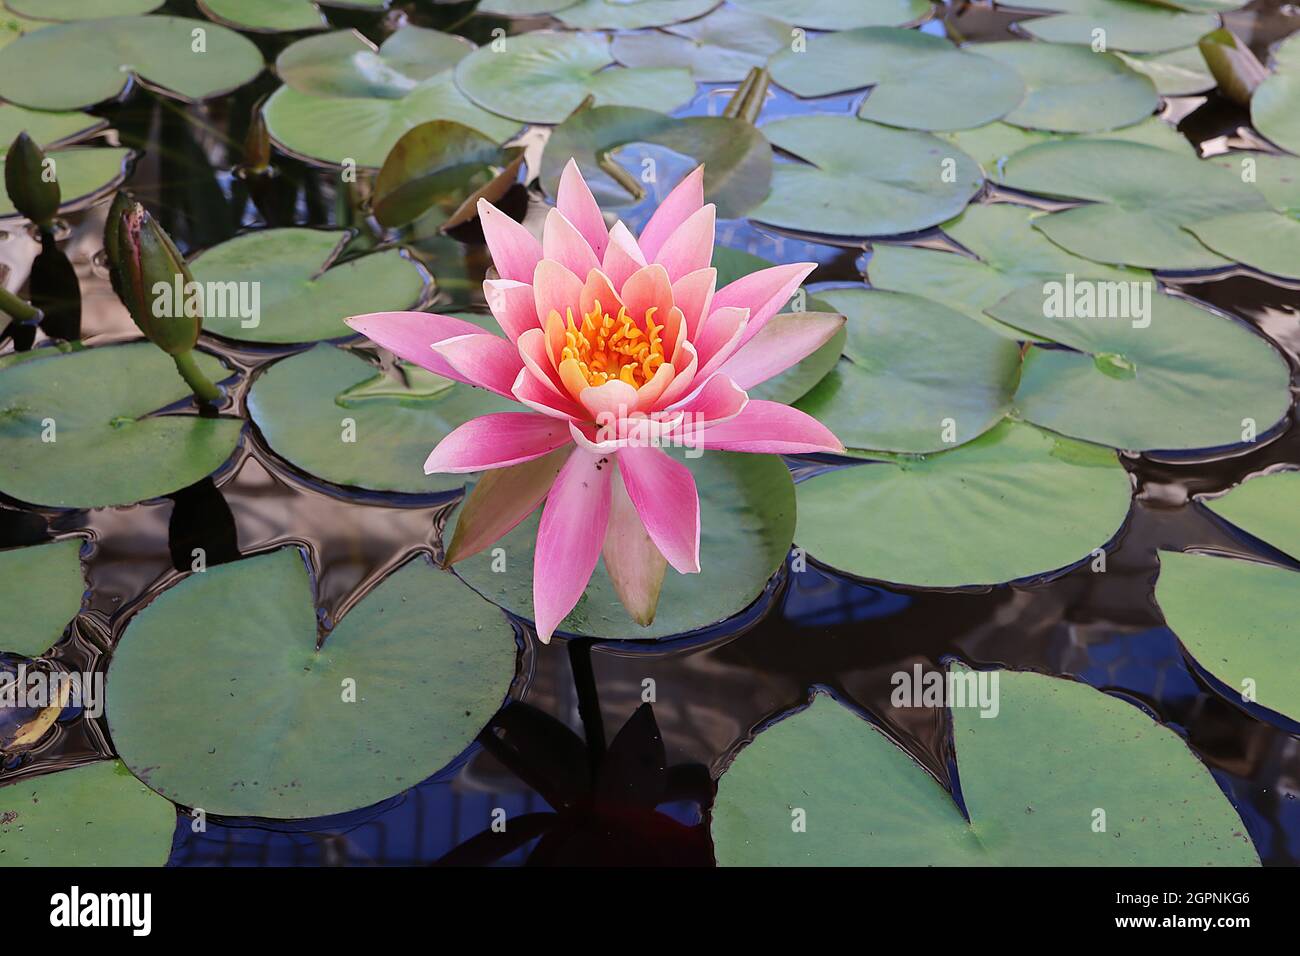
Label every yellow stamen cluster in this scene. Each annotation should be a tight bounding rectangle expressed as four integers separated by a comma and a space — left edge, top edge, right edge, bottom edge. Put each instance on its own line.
560, 300, 665, 389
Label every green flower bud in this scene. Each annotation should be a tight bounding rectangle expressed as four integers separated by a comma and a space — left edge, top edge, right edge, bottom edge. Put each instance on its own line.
111, 202, 201, 356
4, 131, 60, 229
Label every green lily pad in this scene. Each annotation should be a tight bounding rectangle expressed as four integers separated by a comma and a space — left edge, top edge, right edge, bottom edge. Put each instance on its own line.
868, 202, 1152, 339
198, 0, 326, 32
1016, 0, 1218, 55
264, 76, 518, 168
793, 289, 1021, 453
0, 538, 83, 657
188, 229, 428, 344
454, 31, 696, 125
555, 0, 720, 30
941, 116, 1190, 177
1205, 470, 1300, 559
730, 0, 930, 29
971, 41, 1158, 133
246, 343, 517, 494
5, 0, 163, 17
768, 27, 1024, 132
540, 105, 772, 219
1000, 139, 1273, 269
0, 343, 242, 509
0, 16, 263, 110
476, 0, 579, 14
1183, 211, 1300, 280
0, 103, 105, 150
454, 451, 796, 640
1253, 34, 1300, 154
0, 145, 132, 219
987, 284, 1291, 452
1117, 45, 1216, 94
611, 6, 789, 82
713, 671, 1258, 865
752, 115, 982, 237
0, 761, 176, 867
795, 421, 1132, 587
275, 27, 472, 99
108, 548, 516, 818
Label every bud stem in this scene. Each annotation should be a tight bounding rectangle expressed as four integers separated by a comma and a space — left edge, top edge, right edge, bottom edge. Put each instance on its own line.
0, 286, 40, 323
171, 349, 221, 406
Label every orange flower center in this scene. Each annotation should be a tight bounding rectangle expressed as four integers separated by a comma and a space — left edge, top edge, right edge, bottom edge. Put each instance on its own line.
560, 300, 665, 389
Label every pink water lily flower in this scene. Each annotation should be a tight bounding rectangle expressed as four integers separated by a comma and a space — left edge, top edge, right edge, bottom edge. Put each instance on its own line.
346, 161, 844, 642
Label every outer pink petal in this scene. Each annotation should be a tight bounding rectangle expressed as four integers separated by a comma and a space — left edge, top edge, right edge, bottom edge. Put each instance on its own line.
712, 261, 816, 349
424, 412, 572, 474
688, 400, 844, 454
602, 221, 647, 289
603, 464, 668, 626
484, 279, 539, 342
692, 306, 749, 375
653, 203, 715, 283
478, 199, 542, 283
445, 446, 570, 565
512, 367, 588, 422
715, 312, 846, 389
533, 259, 584, 331
431, 333, 524, 397
556, 158, 609, 259
533, 447, 613, 643
345, 311, 497, 383
638, 165, 703, 261
669, 371, 748, 427
617, 444, 700, 575
543, 208, 601, 279
672, 267, 716, 342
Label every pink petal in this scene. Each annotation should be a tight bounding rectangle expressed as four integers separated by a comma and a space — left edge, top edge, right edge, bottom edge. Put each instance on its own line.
542, 208, 601, 279
533, 259, 584, 332
445, 446, 570, 565
638, 165, 703, 262
617, 444, 700, 575
580, 379, 638, 425
579, 268, 623, 318
533, 447, 613, 643
516, 327, 567, 397
484, 279, 539, 342
653, 203, 715, 283
556, 158, 608, 259
512, 367, 587, 422
602, 221, 647, 289
653, 340, 698, 408
478, 199, 542, 283
669, 371, 748, 427
602, 465, 668, 626
712, 261, 816, 349
431, 333, 524, 397
424, 412, 572, 474
619, 263, 673, 329
568, 413, 684, 454
672, 267, 716, 342
689, 400, 844, 454
715, 312, 845, 389
345, 311, 497, 384
693, 306, 749, 376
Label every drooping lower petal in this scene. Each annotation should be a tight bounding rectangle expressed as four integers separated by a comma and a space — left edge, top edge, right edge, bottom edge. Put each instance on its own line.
424, 412, 572, 474
617, 444, 701, 575
686, 400, 844, 454
344, 311, 495, 383
557, 158, 609, 259
714, 312, 846, 389
430, 332, 524, 397
444, 446, 571, 565
602, 464, 668, 626
533, 447, 613, 643
478, 199, 542, 283
637, 165, 704, 262
652, 203, 715, 282
712, 261, 816, 349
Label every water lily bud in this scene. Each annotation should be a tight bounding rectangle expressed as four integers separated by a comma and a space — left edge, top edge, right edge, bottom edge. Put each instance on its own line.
112, 202, 201, 356
4, 131, 59, 229
102, 189, 133, 298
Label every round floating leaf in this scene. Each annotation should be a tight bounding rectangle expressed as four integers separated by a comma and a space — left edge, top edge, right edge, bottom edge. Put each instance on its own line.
0, 761, 175, 867
795, 421, 1132, 587
868, 202, 1152, 339
0, 16, 263, 110
454, 31, 696, 125
987, 285, 1291, 452
108, 549, 516, 818
1205, 470, 1300, 559
611, 6, 789, 82
972, 41, 1158, 133
713, 672, 1258, 865
1253, 34, 1300, 154
454, 451, 795, 640
941, 116, 1190, 178
794, 289, 1021, 453
189, 229, 427, 344
555, 0, 719, 30
0, 539, 83, 657
1000, 139, 1272, 269
1117, 45, 1215, 94
0, 146, 132, 219
1016, 0, 1217, 54
1183, 211, 1300, 280
1157, 551, 1299, 722
199, 0, 326, 32
752, 115, 982, 237
477, 0, 579, 14
6, 0, 163, 16
263, 74, 518, 168
768, 27, 1024, 132
730, 0, 930, 29
0, 103, 104, 150
275, 27, 472, 98
540, 105, 772, 219
0, 343, 242, 509
247, 343, 517, 494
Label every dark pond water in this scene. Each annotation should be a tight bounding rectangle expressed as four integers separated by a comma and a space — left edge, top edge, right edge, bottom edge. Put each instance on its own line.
1, 0, 1298, 865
